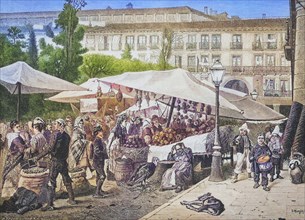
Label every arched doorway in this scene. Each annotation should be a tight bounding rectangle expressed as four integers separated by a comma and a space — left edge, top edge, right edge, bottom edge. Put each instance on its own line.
224, 80, 249, 94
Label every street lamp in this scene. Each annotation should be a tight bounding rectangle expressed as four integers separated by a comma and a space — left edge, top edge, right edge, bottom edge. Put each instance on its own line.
209, 60, 225, 182
250, 89, 258, 101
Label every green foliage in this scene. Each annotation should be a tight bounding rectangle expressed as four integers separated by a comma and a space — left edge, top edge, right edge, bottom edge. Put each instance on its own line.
0, 33, 29, 121
78, 54, 168, 83
44, 24, 54, 38
53, 1, 87, 82
27, 26, 38, 68
79, 54, 117, 79
7, 26, 25, 44
158, 28, 173, 70
121, 44, 132, 60
38, 46, 64, 77
39, 38, 47, 50
0, 34, 28, 67
23, 93, 72, 121
0, 87, 29, 121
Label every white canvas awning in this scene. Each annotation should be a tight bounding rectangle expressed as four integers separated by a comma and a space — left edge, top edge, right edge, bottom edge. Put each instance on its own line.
46, 78, 132, 103
100, 68, 242, 116
0, 61, 86, 120
101, 68, 286, 121
0, 61, 85, 94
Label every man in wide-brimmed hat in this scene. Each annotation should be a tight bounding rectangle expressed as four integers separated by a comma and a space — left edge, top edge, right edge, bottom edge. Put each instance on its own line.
232, 123, 253, 183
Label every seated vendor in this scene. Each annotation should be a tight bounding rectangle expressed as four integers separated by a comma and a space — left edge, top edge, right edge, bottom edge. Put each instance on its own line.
160, 142, 193, 193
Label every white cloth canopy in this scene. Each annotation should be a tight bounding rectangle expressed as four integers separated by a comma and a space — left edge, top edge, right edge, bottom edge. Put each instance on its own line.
0, 61, 85, 94
100, 68, 242, 116
101, 68, 286, 121
46, 78, 131, 103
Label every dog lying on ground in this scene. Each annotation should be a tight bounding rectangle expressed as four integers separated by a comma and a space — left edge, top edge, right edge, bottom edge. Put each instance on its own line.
180, 192, 225, 216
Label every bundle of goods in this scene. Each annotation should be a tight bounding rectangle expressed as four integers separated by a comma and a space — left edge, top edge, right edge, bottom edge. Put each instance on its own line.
69, 167, 91, 195
18, 167, 49, 195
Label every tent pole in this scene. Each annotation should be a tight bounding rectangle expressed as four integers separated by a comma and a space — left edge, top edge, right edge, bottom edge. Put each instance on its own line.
166, 97, 176, 128
17, 82, 21, 121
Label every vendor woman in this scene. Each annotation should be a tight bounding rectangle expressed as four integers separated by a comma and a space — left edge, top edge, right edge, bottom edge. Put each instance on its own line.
151, 115, 162, 134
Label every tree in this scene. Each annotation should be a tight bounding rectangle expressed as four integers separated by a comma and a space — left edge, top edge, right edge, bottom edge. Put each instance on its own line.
78, 54, 162, 84
53, 0, 87, 82
0, 34, 29, 120
7, 26, 25, 45
158, 28, 173, 70
27, 25, 38, 68
79, 54, 117, 80
45, 23, 55, 38
121, 44, 132, 60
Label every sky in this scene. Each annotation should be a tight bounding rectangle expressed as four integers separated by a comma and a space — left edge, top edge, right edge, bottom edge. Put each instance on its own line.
0, 0, 290, 19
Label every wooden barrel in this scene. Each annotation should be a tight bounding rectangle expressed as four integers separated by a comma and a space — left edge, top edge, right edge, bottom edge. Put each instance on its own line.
18, 167, 49, 195
114, 158, 134, 182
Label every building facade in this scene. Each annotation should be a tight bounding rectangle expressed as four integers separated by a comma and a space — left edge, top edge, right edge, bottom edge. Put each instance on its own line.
0, 6, 292, 114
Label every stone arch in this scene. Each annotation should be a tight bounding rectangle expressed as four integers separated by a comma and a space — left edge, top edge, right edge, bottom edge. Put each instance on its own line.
224, 79, 249, 94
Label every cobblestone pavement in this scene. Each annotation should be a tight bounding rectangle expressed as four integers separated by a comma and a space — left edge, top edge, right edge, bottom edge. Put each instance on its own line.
141, 170, 305, 220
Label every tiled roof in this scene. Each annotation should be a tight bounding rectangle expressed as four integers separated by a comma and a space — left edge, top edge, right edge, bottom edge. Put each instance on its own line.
86, 18, 287, 33
0, 6, 214, 19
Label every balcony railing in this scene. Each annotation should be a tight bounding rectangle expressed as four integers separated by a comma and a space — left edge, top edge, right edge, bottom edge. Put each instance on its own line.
252, 42, 278, 50
186, 42, 197, 50
263, 89, 292, 97
173, 43, 184, 50
98, 43, 109, 51
230, 42, 243, 50
137, 43, 147, 50
211, 42, 221, 50
226, 66, 290, 75
199, 42, 209, 50
150, 43, 159, 49
126, 43, 134, 50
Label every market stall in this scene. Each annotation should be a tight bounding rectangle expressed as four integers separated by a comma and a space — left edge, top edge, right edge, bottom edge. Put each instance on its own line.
100, 69, 243, 183
100, 69, 286, 184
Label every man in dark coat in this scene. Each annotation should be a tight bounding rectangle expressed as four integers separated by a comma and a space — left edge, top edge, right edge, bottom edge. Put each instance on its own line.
90, 124, 108, 197
41, 118, 76, 211
250, 134, 273, 191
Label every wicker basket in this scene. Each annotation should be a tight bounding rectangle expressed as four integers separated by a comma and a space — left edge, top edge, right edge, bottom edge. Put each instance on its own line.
120, 146, 149, 163
18, 168, 49, 195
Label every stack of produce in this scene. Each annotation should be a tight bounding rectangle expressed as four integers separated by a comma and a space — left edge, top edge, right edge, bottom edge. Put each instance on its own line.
152, 128, 177, 146
123, 135, 147, 148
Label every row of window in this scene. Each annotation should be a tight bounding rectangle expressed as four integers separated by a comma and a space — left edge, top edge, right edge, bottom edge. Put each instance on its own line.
86, 33, 282, 51
79, 13, 191, 22
175, 54, 288, 68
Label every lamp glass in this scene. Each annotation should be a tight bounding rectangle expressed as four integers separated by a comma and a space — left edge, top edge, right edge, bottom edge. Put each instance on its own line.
210, 60, 225, 86
251, 90, 258, 100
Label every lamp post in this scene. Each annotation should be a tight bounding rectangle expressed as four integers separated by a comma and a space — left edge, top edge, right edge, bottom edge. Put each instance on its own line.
209, 60, 225, 182
250, 89, 258, 101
